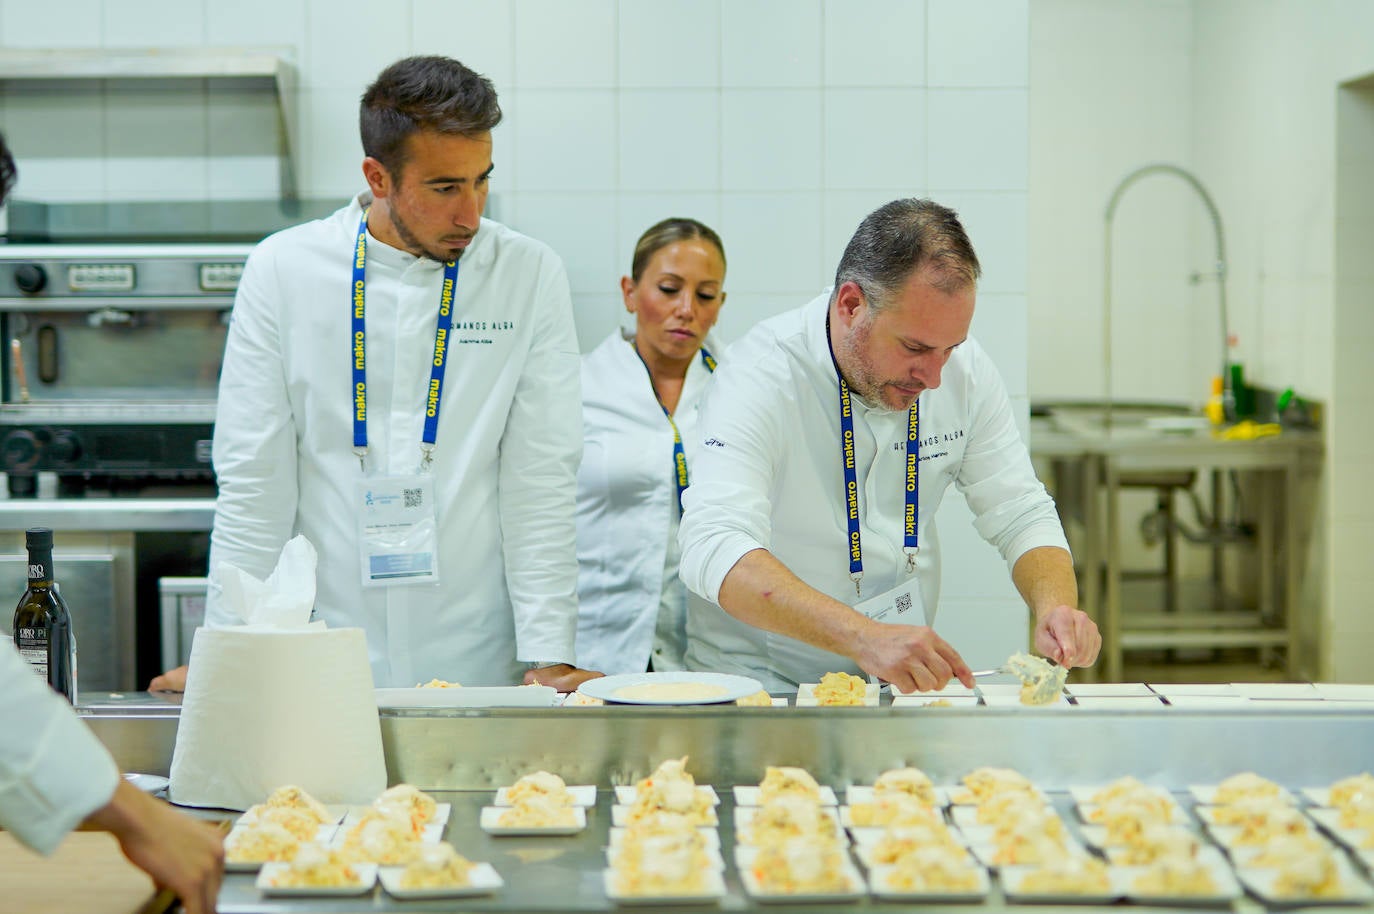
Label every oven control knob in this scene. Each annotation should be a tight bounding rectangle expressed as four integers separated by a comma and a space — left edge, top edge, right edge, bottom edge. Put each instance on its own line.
48, 431, 82, 465
14, 263, 47, 295
0, 429, 40, 471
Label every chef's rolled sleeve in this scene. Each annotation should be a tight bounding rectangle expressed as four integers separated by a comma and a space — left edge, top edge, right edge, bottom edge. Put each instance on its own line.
0, 645, 119, 855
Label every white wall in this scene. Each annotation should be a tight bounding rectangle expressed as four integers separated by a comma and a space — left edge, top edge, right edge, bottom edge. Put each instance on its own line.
1030, 0, 1374, 681
1028, 0, 1202, 407
0, 0, 1035, 664
1188, 0, 1374, 681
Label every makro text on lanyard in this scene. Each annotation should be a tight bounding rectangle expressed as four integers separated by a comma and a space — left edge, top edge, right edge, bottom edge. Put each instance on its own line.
632, 342, 715, 513
829, 326, 919, 598
351, 210, 459, 471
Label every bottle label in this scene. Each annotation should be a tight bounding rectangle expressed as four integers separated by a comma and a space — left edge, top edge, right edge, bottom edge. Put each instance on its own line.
16, 626, 49, 679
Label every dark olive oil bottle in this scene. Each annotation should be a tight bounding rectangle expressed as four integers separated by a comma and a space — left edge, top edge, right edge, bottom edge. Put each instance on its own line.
12, 528, 77, 703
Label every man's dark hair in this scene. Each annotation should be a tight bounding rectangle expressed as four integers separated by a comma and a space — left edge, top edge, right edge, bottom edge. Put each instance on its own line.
833, 199, 981, 308
360, 56, 502, 175
0, 132, 16, 206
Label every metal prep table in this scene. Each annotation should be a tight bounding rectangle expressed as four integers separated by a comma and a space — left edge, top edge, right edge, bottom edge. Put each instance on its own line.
80, 693, 1374, 913
1029, 416, 1323, 682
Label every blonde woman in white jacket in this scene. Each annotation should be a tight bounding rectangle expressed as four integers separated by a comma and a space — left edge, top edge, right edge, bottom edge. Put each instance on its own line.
574, 219, 727, 675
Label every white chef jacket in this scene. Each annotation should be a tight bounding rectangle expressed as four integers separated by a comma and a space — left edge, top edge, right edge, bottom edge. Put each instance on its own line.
678, 291, 1069, 691
0, 643, 118, 854
206, 193, 583, 687
574, 329, 720, 675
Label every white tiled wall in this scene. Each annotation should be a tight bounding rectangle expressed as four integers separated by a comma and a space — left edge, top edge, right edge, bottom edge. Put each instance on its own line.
0, 0, 1032, 639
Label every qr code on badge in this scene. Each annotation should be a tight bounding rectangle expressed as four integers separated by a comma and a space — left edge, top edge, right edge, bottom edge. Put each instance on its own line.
895, 592, 912, 614
403, 487, 423, 508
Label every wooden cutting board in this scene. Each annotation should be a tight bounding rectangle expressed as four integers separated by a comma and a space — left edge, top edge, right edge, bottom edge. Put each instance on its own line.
0, 831, 161, 914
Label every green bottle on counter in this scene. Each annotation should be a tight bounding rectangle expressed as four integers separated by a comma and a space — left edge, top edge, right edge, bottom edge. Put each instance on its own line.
12, 527, 78, 704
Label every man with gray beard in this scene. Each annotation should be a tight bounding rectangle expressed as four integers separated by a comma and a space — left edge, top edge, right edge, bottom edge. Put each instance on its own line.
678, 199, 1099, 692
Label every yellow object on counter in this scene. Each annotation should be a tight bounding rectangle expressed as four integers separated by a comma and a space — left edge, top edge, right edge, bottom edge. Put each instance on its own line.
1216, 420, 1281, 441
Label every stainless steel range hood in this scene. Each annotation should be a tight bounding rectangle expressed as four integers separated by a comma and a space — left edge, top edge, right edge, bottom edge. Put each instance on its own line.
0, 47, 299, 197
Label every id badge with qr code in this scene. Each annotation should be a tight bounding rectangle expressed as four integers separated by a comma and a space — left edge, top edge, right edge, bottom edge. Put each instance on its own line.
856, 580, 929, 626
354, 475, 440, 588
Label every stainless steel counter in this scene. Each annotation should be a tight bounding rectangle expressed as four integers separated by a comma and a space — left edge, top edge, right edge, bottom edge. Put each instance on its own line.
0, 496, 215, 531
83, 695, 1374, 913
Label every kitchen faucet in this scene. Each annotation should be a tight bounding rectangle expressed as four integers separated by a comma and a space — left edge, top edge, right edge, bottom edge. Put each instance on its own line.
1102, 163, 1231, 430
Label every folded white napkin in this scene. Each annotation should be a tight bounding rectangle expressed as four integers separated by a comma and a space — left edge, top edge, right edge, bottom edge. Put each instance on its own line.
214, 534, 318, 629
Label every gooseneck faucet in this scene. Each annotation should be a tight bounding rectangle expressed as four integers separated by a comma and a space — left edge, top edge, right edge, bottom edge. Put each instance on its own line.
1102, 163, 1231, 429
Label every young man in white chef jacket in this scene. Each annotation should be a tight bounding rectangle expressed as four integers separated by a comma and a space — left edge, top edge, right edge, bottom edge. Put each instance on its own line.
155, 56, 599, 691
678, 199, 1101, 693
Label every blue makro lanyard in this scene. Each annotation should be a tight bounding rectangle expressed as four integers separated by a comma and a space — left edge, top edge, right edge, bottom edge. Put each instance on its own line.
828, 320, 918, 598
351, 211, 460, 471
633, 343, 716, 513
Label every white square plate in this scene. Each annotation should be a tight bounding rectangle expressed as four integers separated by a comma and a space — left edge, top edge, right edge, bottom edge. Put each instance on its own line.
946, 784, 1048, 807
891, 694, 981, 709
737, 858, 866, 903
602, 868, 727, 905
1304, 787, 1336, 807
342, 803, 451, 828
795, 682, 880, 707
948, 802, 1054, 831
1104, 842, 1226, 867
1065, 682, 1157, 697
606, 845, 725, 870
999, 863, 1122, 902
1073, 796, 1183, 825
1162, 695, 1252, 709
1115, 859, 1243, 904
1188, 784, 1296, 806
1230, 837, 1340, 867
478, 805, 586, 836
377, 862, 502, 898
1229, 682, 1320, 700
978, 691, 1072, 709
225, 824, 337, 872
1312, 683, 1374, 702
844, 785, 950, 807
867, 862, 988, 900
256, 862, 377, 896
848, 825, 968, 847
611, 804, 717, 828
614, 785, 719, 806
967, 838, 1088, 869
494, 786, 596, 808
734, 806, 846, 844
1147, 683, 1239, 698
890, 681, 979, 698
733, 785, 837, 806
235, 805, 348, 827
1070, 695, 1166, 709
1236, 859, 1374, 905
608, 826, 720, 850
1067, 784, 1178, 807
1307, 809, 1374, 851
332, 822, 445, 847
